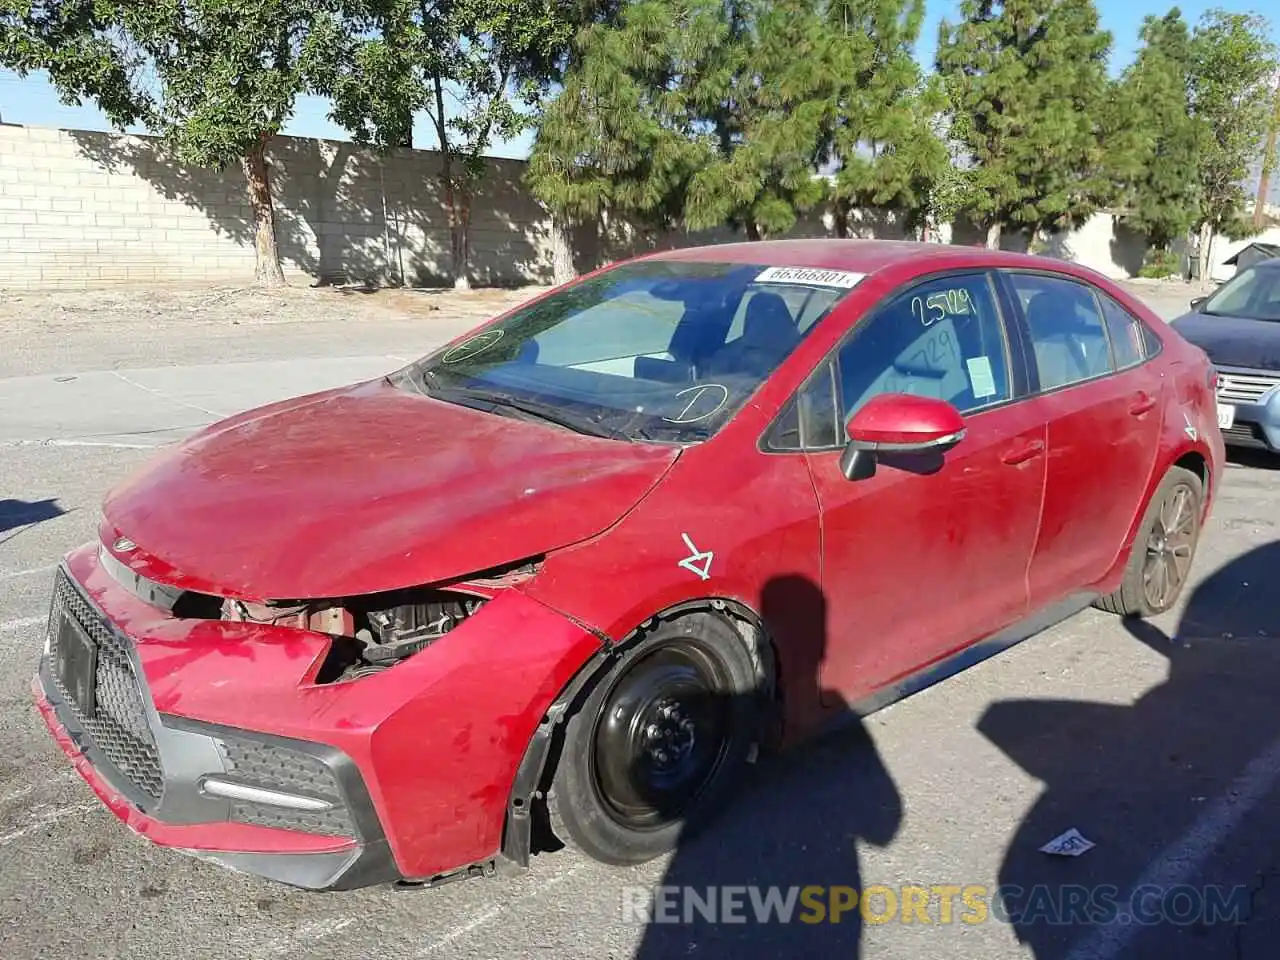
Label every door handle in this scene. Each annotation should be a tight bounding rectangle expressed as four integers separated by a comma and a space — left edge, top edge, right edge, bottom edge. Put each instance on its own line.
1129, 392, 1157, 416
1001, 438, 1045, 465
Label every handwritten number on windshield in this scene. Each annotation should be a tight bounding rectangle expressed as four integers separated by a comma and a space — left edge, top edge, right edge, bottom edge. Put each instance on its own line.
912, 288, 974, 327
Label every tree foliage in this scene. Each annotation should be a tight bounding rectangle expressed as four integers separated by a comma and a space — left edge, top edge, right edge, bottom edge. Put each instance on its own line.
1188, 9, 1278, 244
0, 0, 342, 284
5, 0, 1280, 289
528, 0, 842, 243
823, 0, 948, 237
935, 0, 1118, 247
526, 1, 714, 234
309, 0, 584, 288
1110, 8, 1205, 250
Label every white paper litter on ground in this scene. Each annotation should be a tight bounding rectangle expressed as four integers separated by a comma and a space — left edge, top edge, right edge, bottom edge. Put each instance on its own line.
1040, 828, 1096, 856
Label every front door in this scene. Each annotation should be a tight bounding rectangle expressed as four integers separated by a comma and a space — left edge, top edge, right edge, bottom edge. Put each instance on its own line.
1001, 272, 1164, 608
806, 271, 1047, 704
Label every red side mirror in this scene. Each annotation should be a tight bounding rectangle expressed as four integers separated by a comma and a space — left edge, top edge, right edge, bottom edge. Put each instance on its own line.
845, 393, 966, 451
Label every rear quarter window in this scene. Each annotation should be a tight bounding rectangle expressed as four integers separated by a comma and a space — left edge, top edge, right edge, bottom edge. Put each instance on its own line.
1097, 294, 1147, 369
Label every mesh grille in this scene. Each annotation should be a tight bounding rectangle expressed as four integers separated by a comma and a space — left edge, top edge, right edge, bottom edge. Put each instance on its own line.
46, 569, 164, 803
1218, 371, 1280, 405
217, 737, 355, 838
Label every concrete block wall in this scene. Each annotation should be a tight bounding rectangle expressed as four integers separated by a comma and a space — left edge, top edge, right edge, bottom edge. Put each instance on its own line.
0, 124, 556, 290
2, 121, 1276, 291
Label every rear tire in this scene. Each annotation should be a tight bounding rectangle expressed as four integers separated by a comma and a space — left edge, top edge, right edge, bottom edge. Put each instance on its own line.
546, 611, 764, 865
1095, 465, 1203, 618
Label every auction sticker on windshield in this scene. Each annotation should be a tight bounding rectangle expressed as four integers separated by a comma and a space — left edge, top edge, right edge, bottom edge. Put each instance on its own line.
754, 266, 866, 288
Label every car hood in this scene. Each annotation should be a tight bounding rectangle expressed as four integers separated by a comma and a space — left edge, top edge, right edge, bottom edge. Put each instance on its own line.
100, 379, 681, 600
1170, 311, 1280, 371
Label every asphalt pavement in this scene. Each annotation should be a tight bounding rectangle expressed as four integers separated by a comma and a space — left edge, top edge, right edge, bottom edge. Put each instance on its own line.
3, 281, 1279, 960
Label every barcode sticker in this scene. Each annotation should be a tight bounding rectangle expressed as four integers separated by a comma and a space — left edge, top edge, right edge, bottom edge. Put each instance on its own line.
754, 266, 866, 288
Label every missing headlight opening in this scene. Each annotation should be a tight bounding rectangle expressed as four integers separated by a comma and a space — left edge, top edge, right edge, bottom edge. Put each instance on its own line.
100, 547, 542, 682
242, 557, 541, 682
220, 589, 489, 683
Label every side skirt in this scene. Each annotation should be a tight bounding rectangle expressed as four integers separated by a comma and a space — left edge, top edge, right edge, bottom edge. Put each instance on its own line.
831, 591, 1099, 728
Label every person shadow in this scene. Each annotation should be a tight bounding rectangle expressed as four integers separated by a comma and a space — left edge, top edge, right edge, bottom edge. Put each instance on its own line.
978, 539, 1280, 958
629, 574, 903, 959
0, 497, 65, 538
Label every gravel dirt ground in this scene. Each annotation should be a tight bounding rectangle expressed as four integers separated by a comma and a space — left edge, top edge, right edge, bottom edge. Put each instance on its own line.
2, 273, 1276, 960
0, 283, 551, 378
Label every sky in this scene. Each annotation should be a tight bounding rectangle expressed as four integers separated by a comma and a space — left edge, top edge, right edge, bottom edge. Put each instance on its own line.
0, 1, 1276, 160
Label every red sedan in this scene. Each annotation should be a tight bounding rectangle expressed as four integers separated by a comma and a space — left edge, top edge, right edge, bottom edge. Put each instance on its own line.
35, 240, 1222, 890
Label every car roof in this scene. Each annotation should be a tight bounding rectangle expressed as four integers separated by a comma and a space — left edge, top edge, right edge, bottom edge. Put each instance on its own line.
642, 238, 1096, 279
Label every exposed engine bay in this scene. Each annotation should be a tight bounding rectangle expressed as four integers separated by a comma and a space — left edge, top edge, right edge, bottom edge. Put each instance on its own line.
221, 589, 490, 682
102, 543, 540, 684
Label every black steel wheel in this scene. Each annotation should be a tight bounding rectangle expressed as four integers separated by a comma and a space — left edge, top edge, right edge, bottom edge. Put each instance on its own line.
1096, 465, 1204, 618
589, 642, 733, 831
546, 611, 765, 865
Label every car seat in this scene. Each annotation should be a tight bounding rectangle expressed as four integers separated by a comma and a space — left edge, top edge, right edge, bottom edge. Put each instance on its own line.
1024, 290, 1109, 389
704, 291, 800, 379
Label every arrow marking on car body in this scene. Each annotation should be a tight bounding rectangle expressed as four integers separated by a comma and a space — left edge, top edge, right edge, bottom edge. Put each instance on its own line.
678, 533, 714, 581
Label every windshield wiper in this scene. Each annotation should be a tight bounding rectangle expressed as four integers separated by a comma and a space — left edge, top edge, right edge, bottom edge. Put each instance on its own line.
433, 387, 632, 441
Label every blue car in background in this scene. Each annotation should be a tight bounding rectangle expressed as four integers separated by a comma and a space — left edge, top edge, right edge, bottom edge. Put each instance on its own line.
1172, 257, 1280, 454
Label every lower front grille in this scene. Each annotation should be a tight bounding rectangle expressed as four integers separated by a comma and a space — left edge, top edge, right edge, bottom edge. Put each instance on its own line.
216, 737, 356, 837
46, 569, 164, 804
1221, 422, 1272, 449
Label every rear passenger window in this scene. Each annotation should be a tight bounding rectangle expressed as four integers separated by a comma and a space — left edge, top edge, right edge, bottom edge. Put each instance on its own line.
1098, 294, 1146, 369
1141, 323, 1162, 357
1010, 274, 1113, 391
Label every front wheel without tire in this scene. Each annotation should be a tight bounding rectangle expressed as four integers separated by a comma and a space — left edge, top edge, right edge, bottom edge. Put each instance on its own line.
1095, 465, 1203, 618
546, 611, 764, 865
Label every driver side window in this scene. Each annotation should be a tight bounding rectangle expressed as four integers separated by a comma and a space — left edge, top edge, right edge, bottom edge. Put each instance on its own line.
836, 273, 1013, 420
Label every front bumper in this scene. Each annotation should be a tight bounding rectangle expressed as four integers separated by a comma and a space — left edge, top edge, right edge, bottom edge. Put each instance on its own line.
34, 543, 603, 889
35, 669, 395, 890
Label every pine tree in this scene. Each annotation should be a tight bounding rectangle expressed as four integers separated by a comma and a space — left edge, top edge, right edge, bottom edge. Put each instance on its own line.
525, 1, 719, 240
681, 0, 835, 238
935, 0, 1114, 248
528, 0, 837, 244
1113, 9, 1206, 252
824, 0, 948, 239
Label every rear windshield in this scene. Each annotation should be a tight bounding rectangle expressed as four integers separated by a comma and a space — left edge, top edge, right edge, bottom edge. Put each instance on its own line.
399, 260, 858, 442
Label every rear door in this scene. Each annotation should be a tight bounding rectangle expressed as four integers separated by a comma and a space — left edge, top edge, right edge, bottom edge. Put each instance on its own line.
793, 270, 1047, 703
999, 271, 1164, 609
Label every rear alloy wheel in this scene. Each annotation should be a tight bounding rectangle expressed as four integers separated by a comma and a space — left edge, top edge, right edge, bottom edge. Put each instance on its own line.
546, 611, 763, 865
1096, 465, 1203, 618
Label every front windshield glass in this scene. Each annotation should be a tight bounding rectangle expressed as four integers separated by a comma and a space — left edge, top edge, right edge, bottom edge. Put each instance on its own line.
1203, 264, 1280, 321
398, 260, 857, 442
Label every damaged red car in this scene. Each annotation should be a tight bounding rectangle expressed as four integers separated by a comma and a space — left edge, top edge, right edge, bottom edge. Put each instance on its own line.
36, 240, 1222, 890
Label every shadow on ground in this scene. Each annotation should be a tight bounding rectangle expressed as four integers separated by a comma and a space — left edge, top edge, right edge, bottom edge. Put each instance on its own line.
629, 575, 902, 960
0, 497, 65, 537
980, 540, 1280, 958
1226, 448, 1280, 471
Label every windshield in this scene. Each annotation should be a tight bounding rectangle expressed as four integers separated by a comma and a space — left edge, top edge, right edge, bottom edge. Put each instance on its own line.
1203, 264, 1280, 321
397, 260, 857, 442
